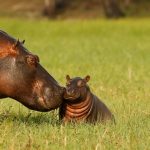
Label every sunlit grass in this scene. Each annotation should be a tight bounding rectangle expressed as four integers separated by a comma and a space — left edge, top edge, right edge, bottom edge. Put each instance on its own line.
0, 18, 150, 150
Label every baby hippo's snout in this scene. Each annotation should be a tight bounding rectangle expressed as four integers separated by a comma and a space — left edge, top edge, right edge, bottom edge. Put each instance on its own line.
66, 87, 75, 96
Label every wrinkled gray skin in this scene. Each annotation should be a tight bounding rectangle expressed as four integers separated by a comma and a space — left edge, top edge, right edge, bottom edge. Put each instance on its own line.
0, 30, 64, 111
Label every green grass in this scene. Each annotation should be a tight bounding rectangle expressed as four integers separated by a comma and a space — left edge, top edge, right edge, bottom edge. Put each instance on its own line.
0, 18, 150, 150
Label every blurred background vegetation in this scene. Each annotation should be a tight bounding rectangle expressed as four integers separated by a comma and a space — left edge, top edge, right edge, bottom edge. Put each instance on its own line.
0, 1, 150, 150
0, 0, 150, 19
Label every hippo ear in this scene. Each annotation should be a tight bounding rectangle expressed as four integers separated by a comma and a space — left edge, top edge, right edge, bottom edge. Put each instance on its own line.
84, 75, 90, 83
13, 39, 20, 49
66, 75, 71, 81
21, 40, 25, 44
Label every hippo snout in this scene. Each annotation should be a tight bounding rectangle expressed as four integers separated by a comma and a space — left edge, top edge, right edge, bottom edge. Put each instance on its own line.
44, 86, 64, 97
42, 86, 65, 110
66, 88, 74, 95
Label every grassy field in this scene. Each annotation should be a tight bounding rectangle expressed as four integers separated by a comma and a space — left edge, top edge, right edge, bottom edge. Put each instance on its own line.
0, 18, 150, 150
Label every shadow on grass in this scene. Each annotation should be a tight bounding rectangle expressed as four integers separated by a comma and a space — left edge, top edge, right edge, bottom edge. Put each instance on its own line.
0, 110, 61, 126
0, 111, 116, 128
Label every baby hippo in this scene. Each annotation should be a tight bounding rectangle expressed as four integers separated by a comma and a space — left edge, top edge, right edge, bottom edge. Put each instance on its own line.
59, 75, 114, 123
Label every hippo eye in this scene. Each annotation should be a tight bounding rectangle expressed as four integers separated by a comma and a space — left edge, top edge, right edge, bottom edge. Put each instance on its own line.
77, 80, 85, 87
18, 60, 24, 64
16, 60, 25, 66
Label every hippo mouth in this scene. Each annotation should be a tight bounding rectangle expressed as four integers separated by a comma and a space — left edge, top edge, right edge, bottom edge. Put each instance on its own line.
29, 86, 63, 111
64, 96, 76, 99
31, 80, 64, 111
42, 93, 63, 110
31, 95, 62, 111
64, 93, 80, 100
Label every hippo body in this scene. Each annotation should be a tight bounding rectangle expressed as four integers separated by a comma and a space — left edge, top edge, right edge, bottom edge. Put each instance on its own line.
0, 30, 64, 111
59, 75, 114, 123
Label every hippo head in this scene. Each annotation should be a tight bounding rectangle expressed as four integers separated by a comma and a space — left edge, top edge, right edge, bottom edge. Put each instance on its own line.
0, 30, 64, 111
64, 75, 90, 102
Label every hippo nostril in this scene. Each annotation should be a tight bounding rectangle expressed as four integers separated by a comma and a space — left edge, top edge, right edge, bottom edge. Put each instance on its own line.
44, 87, 52, 98
67, 89, 71, 94
66, 89, 74, 95
71, 89, 74, 94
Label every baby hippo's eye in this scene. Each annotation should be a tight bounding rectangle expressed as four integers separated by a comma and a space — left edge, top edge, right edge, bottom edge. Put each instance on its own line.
77, 80, 85, 87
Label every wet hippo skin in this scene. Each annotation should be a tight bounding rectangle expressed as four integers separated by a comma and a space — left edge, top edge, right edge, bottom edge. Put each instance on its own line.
0, 30, 64, 112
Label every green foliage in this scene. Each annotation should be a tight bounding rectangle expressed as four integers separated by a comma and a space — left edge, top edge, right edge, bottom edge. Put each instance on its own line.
0, 18, 149, 150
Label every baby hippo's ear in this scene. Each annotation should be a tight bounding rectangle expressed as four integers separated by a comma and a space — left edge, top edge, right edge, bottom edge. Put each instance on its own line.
84, 75, 90, 83
66, 75, 71, 81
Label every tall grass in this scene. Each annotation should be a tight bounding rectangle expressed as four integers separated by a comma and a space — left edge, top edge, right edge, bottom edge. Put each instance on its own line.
0, 18, 149, 150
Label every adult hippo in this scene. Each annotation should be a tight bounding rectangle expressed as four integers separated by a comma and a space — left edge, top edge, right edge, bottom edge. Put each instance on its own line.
0, 30, 64, 111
